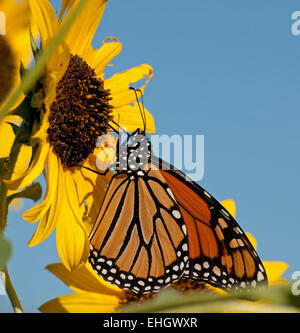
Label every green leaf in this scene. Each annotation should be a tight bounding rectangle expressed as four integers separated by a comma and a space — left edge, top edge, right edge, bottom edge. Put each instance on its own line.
0, 234, 12, 269
122, 285, 300, 313
27, 142, 39, 169
6, 122, 20, 136
31, 91, 44, 109
7, 96, 35, 147
19, 61, 27, 80
7, 94, 32, 124
30, 25, 40, 60
7, 182, 42, 206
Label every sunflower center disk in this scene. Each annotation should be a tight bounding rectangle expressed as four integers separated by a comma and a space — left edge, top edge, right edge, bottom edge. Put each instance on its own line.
0, 36, 15, 104
47, 55, 113, 167
171, 279, 213, 293
120, 280, 214, 306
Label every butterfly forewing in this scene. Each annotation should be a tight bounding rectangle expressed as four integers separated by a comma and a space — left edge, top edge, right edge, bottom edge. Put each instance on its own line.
89, 164, 189, 293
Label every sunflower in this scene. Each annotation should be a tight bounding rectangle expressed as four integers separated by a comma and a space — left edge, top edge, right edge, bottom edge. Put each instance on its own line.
0, 0, 31, 109
39, 261, 159, 313
4, 0, 155, 271
0, 0, 32, 229
39, 200, 289, 313
39, 262, 125, 313
0, 0, 31, 176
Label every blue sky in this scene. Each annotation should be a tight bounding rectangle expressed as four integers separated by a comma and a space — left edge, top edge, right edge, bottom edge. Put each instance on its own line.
1, 0, 300, 312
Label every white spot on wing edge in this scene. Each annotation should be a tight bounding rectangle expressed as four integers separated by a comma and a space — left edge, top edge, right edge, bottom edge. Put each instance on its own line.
257, 271, 265, 282
220, 208, 230, 219
203, 191, 211, 198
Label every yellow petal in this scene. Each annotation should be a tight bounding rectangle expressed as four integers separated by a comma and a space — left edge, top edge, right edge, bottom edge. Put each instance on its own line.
46, 41, 70, 92
111, 103, 155, 134
76, 161, 113, 231
6, 144, 33, 196
29, 0, 70, 101
5, 140, 49, 191
245, 233, 257, 250
0, 115, 23, 158
11, 144, 32, 179
0, 0, 31, 110
93, 144, 116, 168
23, 149, 57, 223
62, 0, 107, 57
27, 209, 56, 247
39, 44, 70, 127
3, 0, 30, 65
56, 165, 90, 271
85, 263, 123, 294
59, 0, 75, 21
32, 108, 51, 140
263, 261, 289, 285
26, 151, 59, 245
46, 263, 123, 297
220, 199, 236, 218
39, 292, 120, 313
87, 37, 122, 76
202, 283, 227, 296
29, 0, 58, 47
105, 64, 153, 108
89, 133, 117, 167
74, 169, 105, 223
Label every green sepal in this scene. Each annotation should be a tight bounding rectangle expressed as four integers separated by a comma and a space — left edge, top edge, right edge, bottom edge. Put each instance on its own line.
6, 94, 37, 147
31, 90, 44, 109
7, 94, 33, 124
7, 182, 42, 206
6, 122, 20, 136
19, 61, 27, 80
30, 24, 40, 60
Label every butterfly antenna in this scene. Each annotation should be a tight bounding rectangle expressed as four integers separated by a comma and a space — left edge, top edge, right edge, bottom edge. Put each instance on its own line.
111, 119, 129, 136
137, 89, 146, 133
108, 123, 120, 134
129, 87, 146, 133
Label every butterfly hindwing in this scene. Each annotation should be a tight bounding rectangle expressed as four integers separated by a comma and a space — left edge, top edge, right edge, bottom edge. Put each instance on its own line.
157, 161, 268, 291
89, 164, 189, 293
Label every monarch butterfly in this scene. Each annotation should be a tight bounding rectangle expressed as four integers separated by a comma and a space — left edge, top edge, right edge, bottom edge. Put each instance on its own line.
87, 90, 268, 294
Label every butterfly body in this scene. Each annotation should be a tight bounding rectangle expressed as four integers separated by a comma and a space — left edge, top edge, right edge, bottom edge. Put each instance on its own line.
89, 129, 268, 294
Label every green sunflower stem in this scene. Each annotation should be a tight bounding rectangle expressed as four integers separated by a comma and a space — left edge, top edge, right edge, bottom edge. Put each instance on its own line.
0, 182, 8, 233
1, 268, 23, 313
0, 120, 28, 313
0, 127, 23, 233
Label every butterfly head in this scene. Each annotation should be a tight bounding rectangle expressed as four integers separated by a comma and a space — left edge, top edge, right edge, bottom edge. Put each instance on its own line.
116, 129, 152, 172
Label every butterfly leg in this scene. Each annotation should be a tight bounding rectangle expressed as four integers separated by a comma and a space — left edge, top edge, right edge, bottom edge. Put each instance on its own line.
74, 165, 110, 176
